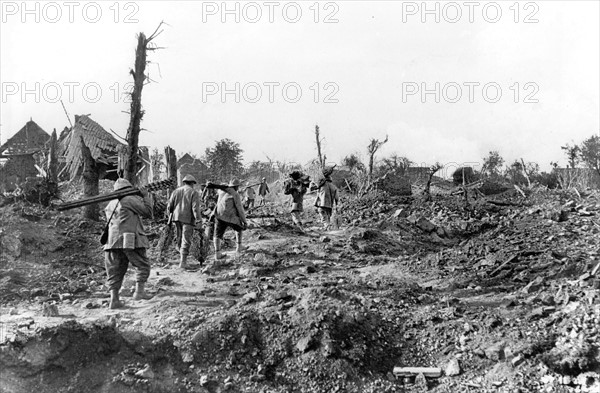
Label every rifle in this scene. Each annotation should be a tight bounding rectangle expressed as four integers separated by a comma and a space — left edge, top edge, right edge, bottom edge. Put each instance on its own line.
55, 178, 176, 211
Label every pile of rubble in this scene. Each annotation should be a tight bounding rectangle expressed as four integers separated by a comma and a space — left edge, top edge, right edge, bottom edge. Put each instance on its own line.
1, 187, 599, 392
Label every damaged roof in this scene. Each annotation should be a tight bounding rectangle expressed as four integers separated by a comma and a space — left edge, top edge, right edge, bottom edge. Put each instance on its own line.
62, 115, 124, 179
0, 119, 50, 156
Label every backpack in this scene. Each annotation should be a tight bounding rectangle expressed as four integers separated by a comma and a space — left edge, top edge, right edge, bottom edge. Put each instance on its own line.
283, 180, 293, 195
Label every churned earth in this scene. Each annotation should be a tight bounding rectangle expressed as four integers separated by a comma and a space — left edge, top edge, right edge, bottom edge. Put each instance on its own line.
1, 187, 599, 393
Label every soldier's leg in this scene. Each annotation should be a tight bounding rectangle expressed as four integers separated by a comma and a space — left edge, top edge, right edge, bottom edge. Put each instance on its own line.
179, 223, 194, 268
291, 211, 304, 231
214, 220, 227, 260
104, 250, 128, 309
126, 248, 152, 300
235, 229, 243, 254
175, 222, 183, 252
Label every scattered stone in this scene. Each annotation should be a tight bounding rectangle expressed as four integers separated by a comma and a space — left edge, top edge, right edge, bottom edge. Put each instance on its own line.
522, 277, 544, 294
59, 293, 73, 301
238, 267, 255, 277
484, 342, 506, 362
414, 373, 427, 389
134, 364, 154, 379
17, 319, 34, 329
199, 375, 209, 386
393, 208, 408, 218
296, 335, 316, 353
320, 236, 331, 243
274, 290, 292, 301
444, 358, 461, 376
30, 288, 45, 297
243, 291, 258, 303
511, 355, 525, 367
42, 304, 59, 317
501, 298, 519, 308
416, 217, 436, 232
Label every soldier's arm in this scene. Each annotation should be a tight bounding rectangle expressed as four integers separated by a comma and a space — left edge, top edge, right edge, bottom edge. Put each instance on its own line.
167, 189, 177, 213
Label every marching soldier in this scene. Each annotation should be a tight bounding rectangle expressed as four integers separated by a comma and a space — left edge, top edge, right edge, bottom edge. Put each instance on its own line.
167, 175, 202, 269
104, 178, 153, 309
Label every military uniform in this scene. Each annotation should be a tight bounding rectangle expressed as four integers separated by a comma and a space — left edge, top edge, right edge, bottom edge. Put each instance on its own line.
167, 175, 202, 264
314, 178, 339, 226
104, 179, 152, 304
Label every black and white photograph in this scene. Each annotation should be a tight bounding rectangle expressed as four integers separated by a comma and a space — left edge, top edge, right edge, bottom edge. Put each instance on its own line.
0, 1, 599, 392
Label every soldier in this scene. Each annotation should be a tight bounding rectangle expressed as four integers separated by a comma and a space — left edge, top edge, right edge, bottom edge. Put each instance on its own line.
284, 171, 309, 231
258, 177, 270, 206
206, 179, 248, 260
314, 168, 339, 229
244, 182, 256, 210
167, 175, 202, 269
104, 178, 153, 309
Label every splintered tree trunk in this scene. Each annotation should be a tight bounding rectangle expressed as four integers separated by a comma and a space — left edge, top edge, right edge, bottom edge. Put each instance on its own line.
47, 129, 58, 183
158, 145, 178, 260
366, 135, 389, 184
315, 125, 325, 170
80, 137, 100, 221
124, 33, 148, 185
165, 146, 177, 196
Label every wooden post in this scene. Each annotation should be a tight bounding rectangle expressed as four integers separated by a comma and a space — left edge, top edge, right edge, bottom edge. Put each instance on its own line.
47, 129, 58, 183
165, 146, 177, 186
164, 146, 177, 217
81, 137, 100, 221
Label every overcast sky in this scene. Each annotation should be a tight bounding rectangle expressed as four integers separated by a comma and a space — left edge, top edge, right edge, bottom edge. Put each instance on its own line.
1, 0, 598, 175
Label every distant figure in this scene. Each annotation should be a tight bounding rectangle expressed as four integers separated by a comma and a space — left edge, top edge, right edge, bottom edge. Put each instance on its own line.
314, 168, 339, 230
284, 171, 310, 231
104, 178, 153, 309
167, 175, 202, 269
206, 179, 248, 260
258, 177, 270, 206
244, 182, 256, 210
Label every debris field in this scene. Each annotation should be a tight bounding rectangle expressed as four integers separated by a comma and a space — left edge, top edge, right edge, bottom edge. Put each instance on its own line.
1, 185, 599, 393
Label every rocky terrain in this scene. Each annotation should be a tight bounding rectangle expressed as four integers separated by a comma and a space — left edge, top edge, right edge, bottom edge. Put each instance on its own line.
1, 186, 599, 393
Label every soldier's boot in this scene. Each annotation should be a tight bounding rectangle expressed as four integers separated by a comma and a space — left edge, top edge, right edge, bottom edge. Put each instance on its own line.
133, 282, 153, 300
179, 253, 188, 269
214, 238, 225, 261
109, 289, 124, 309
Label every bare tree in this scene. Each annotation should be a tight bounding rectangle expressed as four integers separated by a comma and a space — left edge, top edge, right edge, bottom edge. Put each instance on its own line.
123, 22, 166, 184
561, 143, 580, 169
367, 135, 389, 182
314, 125, 326, 170
423, 162, 443, 201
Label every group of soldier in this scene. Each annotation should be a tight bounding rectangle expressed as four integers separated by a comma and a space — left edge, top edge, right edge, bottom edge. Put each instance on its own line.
101, 169, 338, 309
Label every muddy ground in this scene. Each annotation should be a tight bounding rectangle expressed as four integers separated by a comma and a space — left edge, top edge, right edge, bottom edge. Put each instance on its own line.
1, 187, 599, 393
